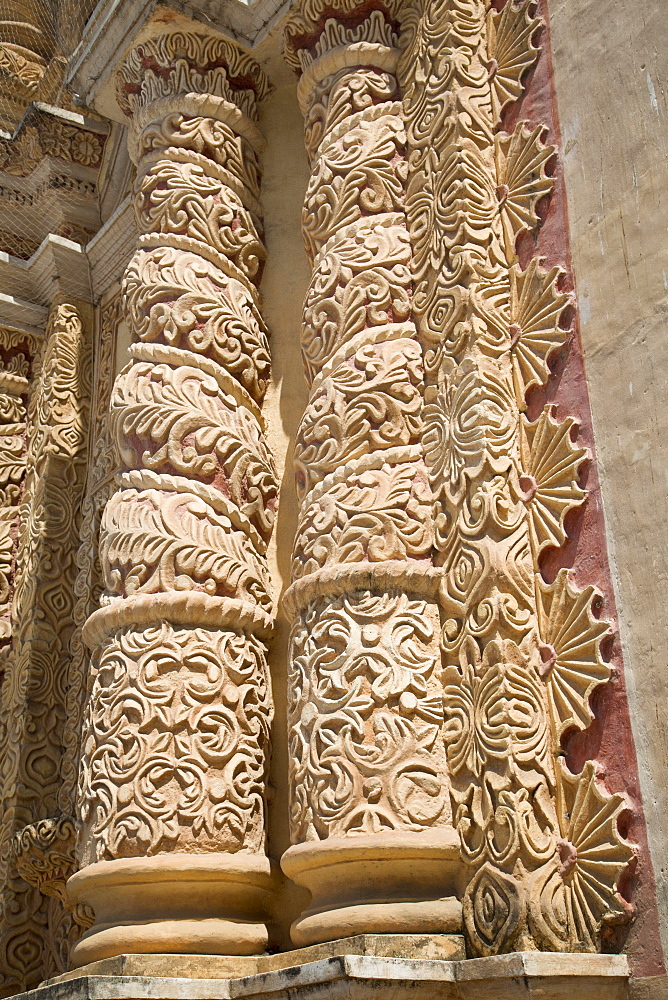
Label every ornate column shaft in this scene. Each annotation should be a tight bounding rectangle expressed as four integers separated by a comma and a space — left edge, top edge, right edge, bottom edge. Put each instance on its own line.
68, 29, 278, 964
281, 0, 464, 947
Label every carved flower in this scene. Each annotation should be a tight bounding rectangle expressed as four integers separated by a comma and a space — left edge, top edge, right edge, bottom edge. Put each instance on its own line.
432, 362, 518, 501
70, 130, 102, 166
443, 636, 550, 779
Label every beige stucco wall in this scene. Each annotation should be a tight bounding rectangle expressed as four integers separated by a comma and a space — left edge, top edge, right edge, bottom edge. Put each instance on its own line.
547, 0, 668, 960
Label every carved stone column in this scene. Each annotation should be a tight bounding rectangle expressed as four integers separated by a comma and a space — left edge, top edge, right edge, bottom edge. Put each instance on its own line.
68, 31, 278, 964
281, 0, 464, 948
0, 304, 91, 991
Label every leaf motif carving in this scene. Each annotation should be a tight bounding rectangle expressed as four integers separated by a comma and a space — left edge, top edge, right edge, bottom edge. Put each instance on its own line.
100, 488, 271, 609
111, 362, 278, 539
122, 247, 270, 403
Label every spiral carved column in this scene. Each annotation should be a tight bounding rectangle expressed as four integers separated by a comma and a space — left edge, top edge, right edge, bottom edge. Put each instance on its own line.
281, 0, 465, 947
68, 31, 278, 964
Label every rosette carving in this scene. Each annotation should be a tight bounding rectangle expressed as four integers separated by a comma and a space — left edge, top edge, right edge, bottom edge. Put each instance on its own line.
400, 0, 632, 955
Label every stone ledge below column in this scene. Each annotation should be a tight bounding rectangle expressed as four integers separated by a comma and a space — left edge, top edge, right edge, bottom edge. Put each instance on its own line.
5, 946, 630, 1000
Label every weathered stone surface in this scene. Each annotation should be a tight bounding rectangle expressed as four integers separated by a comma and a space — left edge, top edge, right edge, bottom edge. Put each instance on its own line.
3, 952, 631, 1000
45, 935, 466, 984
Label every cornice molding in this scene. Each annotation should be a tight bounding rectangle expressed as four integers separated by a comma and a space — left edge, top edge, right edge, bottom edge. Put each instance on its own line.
0, 237, 91, 309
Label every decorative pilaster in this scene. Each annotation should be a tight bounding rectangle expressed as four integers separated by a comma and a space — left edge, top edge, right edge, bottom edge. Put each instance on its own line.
0, 340, 30, 644
68, 30, 278, 964
281, 0, 464, 947
0, 304, 91, 992
398, 0, 633, 956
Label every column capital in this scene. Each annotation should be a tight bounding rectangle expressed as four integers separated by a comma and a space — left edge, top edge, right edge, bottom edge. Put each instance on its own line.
283, 0, 403, 75
117, 28, 270, 125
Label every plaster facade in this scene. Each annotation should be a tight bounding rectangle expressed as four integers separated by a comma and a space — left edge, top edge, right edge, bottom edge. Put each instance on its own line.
0, 0, 663, 996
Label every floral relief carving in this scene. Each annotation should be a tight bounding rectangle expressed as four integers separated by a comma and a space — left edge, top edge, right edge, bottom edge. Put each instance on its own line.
123, 248, 271, 403
293, 462, 433, 580
138, 116, 262, 202
75, 31, 277, 956
101, 487, 272, 607
79, 623, 271, 862
282, 0, 463, 947
302, 224, 413, 383
295, 338, 423, 498
59, 296, 122, 826
530, 761, 633, 951
289, 591, 449, 841
110, 360, 278, 539
399, 0, 632, 956
302, 116, 407, 259
305, 67, 399, 161
0, 305, 91, 990
135, 158, 265, 281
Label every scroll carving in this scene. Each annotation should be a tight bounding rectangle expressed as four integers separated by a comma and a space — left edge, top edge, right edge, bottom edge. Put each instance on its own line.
398, 0, 632, 955
282, 0, 463, 948
0, 304, 91, 991
70, 28, 277, 964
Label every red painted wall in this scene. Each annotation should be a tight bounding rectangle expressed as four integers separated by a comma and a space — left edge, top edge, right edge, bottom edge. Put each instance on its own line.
503, 0, 665, 975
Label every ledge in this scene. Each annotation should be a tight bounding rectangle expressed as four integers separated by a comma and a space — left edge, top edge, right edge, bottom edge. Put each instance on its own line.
7, 947, 630, 1000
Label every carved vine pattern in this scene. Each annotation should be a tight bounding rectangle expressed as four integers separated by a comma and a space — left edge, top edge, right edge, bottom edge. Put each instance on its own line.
396, 0, 632, 955
284, 0, 453, 844
77, 33, 277, 869
0, 305, 91, 991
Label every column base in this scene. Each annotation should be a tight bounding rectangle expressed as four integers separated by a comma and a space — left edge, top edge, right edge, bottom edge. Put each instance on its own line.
67, 854, 275, 966
15, 951, 629, 1000
281, 832, 464, 947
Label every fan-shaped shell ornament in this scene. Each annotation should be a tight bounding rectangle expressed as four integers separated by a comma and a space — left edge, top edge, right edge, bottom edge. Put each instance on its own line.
536, 568, 611, 736
510, 259, 570, 405
520, 405, 587, 556
487, 0, 542, 124
530, 760, 633, 951
495, 123, 555, 259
